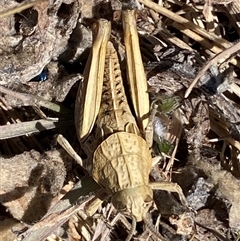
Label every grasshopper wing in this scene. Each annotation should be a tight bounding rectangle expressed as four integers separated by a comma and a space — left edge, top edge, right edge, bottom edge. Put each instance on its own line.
122, 10, 150, 132
75, 19, 111, 142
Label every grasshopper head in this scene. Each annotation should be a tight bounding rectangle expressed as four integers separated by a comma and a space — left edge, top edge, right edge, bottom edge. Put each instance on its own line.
111, 185, 153, 222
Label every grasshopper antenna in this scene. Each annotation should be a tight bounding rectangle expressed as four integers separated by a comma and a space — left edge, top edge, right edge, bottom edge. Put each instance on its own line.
143, 215, 169, 241
125, 217, 137, 241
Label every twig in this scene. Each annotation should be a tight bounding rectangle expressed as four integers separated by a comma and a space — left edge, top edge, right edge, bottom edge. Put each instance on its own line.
0, 85, 71, 114
139, 0, 231, 48
0, 0, 47, 19
21, 176, 100, 241
0, 119, 73, 140
185, 41, 240, 98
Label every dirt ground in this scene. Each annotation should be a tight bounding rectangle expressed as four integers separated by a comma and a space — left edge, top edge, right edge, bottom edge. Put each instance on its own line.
1, 0, 240, 240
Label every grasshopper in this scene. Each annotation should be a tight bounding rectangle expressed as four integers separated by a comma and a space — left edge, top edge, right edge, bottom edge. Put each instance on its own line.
58, 10, 187, 241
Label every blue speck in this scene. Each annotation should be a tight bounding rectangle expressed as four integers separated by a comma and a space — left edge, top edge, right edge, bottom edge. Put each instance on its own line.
32, 69, 48, 82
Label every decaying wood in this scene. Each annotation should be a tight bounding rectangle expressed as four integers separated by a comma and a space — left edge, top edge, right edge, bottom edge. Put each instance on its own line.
0, 0, 80, 86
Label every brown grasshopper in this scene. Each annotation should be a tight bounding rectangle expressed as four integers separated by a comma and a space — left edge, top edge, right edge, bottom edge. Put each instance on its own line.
58, 10, 187, 241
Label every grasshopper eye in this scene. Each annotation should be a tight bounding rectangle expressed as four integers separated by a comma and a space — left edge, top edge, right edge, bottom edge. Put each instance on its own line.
117, 204, 127, 212
143, 200, 153, 208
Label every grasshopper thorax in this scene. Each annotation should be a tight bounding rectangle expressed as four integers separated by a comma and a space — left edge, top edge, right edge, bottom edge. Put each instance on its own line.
111, 185, 153, 222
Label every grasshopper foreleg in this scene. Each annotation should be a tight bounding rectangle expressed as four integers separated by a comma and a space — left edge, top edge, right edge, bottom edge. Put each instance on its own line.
149, 182, 188, 207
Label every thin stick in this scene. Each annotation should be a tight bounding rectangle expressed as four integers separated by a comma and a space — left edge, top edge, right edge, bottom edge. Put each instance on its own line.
0, 0, 47, 19
185, 41, 240, 98
166, 110, 183, 173
139, 0, 230, 48
0, 119, 58, 139
0, 85, 71, 114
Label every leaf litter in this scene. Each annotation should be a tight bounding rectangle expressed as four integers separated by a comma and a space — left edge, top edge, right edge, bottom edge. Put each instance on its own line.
1, 0, 240, 240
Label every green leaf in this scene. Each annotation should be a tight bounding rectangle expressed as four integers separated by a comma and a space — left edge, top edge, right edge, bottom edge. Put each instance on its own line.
154, 136, 174, 155
155, 96, 180, 114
